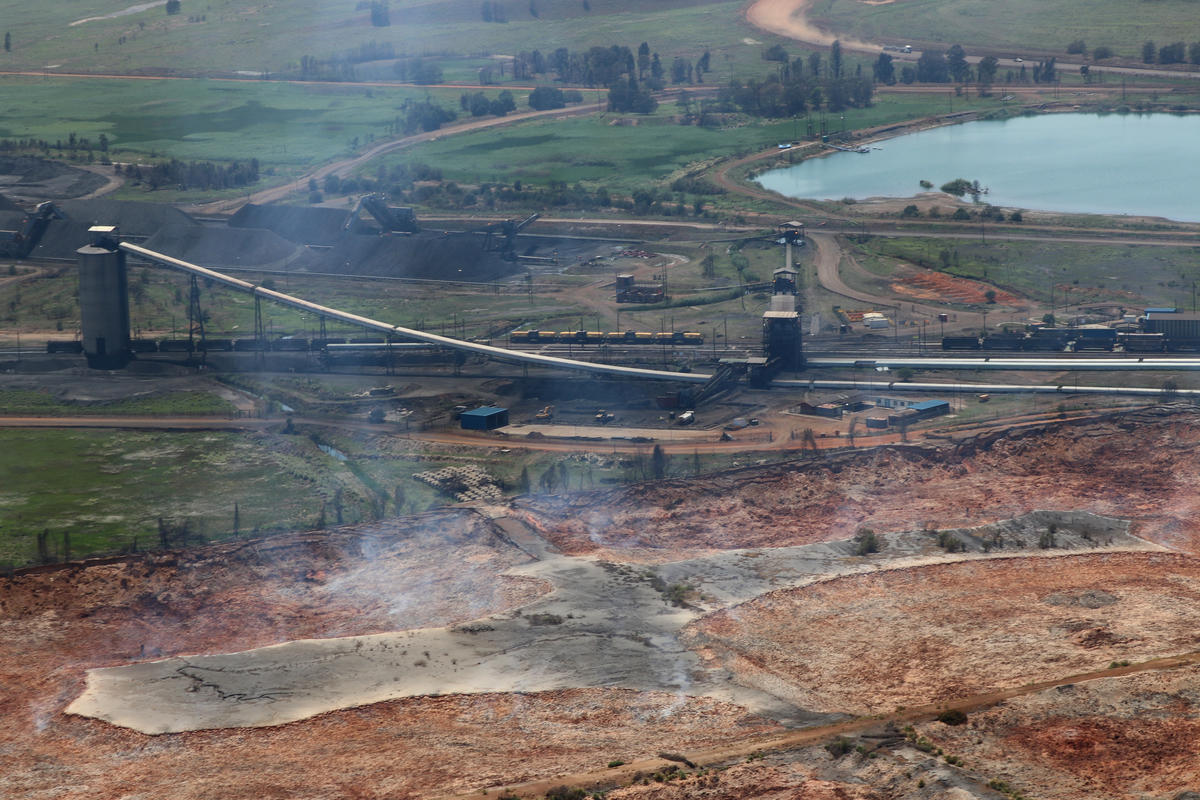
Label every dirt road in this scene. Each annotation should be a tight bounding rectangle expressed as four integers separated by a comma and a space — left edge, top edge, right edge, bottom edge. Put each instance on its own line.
188, 102, 601, 215
452, 646, 1200, 800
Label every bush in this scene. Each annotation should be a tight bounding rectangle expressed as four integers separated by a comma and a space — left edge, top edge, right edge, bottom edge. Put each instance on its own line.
1093, 45, 1114, 60
951, 208, 971, 221
853, 528, 881, 555
937, 531, 966, 552
937, 709, 968, 725
608, 760, 626, 768
901, 204, 920, 218
825, 737, 853, 757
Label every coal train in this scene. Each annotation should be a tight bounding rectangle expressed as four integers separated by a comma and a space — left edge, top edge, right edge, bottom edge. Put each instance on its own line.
942, 329, 1192, 353
46, 336, 390, 355
509, 329, 704, 345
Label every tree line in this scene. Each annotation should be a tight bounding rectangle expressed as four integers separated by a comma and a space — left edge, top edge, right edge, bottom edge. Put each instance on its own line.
117, 158, 260, 191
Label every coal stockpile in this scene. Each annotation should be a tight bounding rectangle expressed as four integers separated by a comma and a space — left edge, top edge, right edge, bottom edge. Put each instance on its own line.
229, 203, 349, 246
58, 199, 198, 237
0, 157, 106, 201
143, 224, 299, 269
27, 199, 201, 260
293, 230, 517, 282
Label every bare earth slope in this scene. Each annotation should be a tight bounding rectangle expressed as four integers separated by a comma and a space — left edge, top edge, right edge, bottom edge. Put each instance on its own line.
517, 408, 1200, 561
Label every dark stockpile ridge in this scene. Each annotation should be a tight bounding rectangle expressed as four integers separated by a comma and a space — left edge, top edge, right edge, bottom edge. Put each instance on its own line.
31, 199, 201, 260
294, 229, 516, 281
229, 203, 349, 246
57, 199, 198, 235
143, 224, 299, 268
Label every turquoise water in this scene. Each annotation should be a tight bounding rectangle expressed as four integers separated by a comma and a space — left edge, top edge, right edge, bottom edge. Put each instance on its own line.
755, 113, 1200, 221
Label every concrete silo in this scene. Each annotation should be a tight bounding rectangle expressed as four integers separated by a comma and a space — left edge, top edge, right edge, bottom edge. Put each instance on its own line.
77, 226, 130, 369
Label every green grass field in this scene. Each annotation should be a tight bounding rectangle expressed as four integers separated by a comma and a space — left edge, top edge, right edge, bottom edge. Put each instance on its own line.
0, 425, 502, 567
849, 236, 1200, 311
0, 75, 460, 172
808, 0, 1200, 59
377, 90, 1003, 197
0, 388, 236, 415
0, 0, 791, 77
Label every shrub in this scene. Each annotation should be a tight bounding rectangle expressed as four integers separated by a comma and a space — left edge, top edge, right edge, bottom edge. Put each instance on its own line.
901, 204, 920, 218
545, 787, 588, 800
608, 760, 625, 768
937, 531, 966, 552
825, 737, 853, 757
937, 709, 968, 725
853, 528, 881, 555
952, 208, 971, 220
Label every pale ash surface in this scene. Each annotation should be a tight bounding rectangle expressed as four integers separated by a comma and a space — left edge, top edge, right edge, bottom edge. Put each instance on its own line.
67, 511, 1156, 734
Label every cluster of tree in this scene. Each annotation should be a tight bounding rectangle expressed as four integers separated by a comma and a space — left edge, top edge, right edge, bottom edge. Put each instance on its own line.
323, 162, 443, 198
481, 1, 508, 22
1143, 40, 1200, 65
299, 54, 360, 81
119, 158, 261, 191
718, 72, 873, 116
764, 41, 851, 79
459, 90, 517, 117
398, 98, 456, 133
338, 40, 396, 65
165, 0, 181, 14
392, 57, 443, 84
883, 45, 1052, 88
389, 176, 713, 218
503, 41, 709, 89
369, 0, 390, 26
526, 85, 584, 110
606, 75, 657, 113
8, 132, 111, 153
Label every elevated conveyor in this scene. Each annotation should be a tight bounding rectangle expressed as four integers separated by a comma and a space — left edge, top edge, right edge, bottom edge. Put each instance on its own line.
119, 242, 711, 385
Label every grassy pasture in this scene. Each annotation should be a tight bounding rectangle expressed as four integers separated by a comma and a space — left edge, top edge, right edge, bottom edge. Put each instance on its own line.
0, 76, 460, 170
0, 426, 475, 566
376, 89, 1002, 195
808, 0, 1200, 59
0, 0, 783, 79
849, 236, 1200, 311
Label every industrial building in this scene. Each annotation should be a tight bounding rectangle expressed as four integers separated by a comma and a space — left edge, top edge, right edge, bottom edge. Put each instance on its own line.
460, 406, 509, 430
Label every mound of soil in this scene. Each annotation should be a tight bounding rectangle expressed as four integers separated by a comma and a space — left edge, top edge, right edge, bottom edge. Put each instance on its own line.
922, 666, 1200, 800
685, 552, 1200, 715
517, 408, 1200, 561
892, 267, 1023, 307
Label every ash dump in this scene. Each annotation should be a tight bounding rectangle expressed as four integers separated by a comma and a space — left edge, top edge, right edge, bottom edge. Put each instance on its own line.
0, 156, 106, 201
143, 224, 299, 268
685, 552, 1200, 715
0, 509, 547, 662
